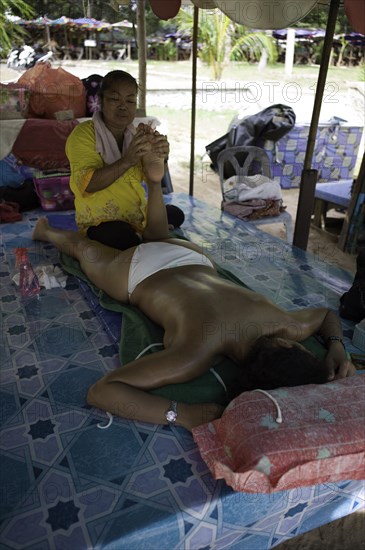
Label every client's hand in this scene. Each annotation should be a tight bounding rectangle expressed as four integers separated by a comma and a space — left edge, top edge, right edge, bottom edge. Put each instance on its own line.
325, 348, 357, 380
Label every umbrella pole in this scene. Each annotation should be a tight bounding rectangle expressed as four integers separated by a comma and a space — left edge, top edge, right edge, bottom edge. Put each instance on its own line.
136, 0, 147, 115
45, 21, 51, 49
189, 6, 199, 196
293, 0, 340, 250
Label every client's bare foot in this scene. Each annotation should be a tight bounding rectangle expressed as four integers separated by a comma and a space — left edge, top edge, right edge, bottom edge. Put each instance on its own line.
142, 153, 165, 184
32, 217, 50, 241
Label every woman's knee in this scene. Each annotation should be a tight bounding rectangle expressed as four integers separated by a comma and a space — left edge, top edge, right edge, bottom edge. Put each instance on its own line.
87, 221, 140, 250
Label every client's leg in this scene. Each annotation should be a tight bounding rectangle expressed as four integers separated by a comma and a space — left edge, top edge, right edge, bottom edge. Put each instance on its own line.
32, 218, 118, 266
32, 218, 131, 300
33, 218, 88, 259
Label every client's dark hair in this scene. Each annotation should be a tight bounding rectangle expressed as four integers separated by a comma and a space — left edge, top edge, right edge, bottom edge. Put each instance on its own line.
238, 336, 329, 393
99, 70, 138, 99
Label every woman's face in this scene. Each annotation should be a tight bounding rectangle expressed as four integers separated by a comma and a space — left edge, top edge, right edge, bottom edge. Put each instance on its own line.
101, 79, 137, 132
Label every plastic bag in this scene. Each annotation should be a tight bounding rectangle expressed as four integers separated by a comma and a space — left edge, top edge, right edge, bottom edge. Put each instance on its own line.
18, 63, 86, 119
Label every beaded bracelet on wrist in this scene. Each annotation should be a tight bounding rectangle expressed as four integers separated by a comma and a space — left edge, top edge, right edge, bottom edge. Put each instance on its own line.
327, 336, 345, 350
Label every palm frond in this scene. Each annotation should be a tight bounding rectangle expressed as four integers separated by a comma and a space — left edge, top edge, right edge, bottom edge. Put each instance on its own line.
1, 0, 34, 51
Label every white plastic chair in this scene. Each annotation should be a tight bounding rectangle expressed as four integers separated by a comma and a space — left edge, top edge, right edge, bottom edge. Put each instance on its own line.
217, 146, 293, 243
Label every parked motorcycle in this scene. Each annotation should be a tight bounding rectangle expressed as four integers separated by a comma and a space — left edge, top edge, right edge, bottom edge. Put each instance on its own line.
7, 45, 36, 70
6, 45, 55, 71
35, 50, 55, 65
6, 48, 20, 69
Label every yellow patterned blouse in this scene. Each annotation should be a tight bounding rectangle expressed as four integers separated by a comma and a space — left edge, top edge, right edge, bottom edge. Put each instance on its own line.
66, 120, 147, 235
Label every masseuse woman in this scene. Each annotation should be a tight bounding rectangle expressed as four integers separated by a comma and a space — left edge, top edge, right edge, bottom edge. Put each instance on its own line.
66, 70, 184, 250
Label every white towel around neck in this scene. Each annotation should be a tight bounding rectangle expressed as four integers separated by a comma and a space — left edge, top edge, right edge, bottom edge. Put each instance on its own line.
92, 111, 135, 165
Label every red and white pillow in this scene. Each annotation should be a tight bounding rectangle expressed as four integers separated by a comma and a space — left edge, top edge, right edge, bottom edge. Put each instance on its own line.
193, 375, 365, 493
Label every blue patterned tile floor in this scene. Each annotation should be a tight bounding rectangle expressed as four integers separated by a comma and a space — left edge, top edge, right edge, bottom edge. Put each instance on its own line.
0, 193, 363, 549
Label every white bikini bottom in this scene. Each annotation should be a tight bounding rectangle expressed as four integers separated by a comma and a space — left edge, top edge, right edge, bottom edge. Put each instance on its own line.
127, 241, 214, 298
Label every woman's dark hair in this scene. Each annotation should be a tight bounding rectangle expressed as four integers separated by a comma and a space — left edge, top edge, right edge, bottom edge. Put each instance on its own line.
99, 70, 138, 99
237, 336, 329, 394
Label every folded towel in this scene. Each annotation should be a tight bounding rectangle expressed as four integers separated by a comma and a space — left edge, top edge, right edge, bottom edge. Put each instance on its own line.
224, 175, 283, 202
92, 111, 135, 164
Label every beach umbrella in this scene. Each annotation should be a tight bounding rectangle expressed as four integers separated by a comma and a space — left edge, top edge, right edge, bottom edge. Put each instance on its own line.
50, 16, 72, 26
71, 18, 112, 30
272, 28, 326, 40
112, 20, 134, 28
19, 16, 53, 46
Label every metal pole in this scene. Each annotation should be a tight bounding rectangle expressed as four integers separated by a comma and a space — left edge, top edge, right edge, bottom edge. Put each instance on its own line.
293, 0, 340, 249
136, 0, 147, 115
189, 6, 199, 196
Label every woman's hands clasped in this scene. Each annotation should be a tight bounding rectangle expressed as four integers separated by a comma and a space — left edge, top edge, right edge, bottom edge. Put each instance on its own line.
123, 125, 154, 166
137, 123, 169, 185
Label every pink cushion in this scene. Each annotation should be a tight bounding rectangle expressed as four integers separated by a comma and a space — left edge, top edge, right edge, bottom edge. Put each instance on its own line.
12, 119, 79, 170
193, 375, 365, 493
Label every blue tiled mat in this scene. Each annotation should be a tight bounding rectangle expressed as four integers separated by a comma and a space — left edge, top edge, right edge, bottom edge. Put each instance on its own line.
0, 196, 363, 549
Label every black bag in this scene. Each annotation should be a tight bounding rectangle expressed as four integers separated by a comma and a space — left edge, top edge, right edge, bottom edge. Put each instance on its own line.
206, 104, 296, 176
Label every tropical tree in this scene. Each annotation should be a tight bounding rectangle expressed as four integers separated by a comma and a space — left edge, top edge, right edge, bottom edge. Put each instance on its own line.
1, 0, 34, 53
176, 8, 276, 80
297, 3, 352, 34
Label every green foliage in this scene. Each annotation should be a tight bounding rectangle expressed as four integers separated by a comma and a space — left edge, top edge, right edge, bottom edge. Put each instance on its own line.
176, 8, 276, 80
23, 0, 118, 21
1, 0, 34, 53
195, 10, 231, 80
296, 3, 352, 34
163, 38, 177, 61
230, 27, 276, 64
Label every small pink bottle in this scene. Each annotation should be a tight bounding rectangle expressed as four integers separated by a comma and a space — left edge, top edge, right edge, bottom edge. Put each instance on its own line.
14, 248, 41, 298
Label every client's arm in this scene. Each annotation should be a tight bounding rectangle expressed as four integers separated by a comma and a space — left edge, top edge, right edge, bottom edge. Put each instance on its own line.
87, 347, 223, 431
141, 132, 170, 241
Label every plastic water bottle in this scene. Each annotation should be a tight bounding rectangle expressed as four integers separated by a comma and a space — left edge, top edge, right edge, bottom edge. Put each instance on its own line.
14, 248, 40, 298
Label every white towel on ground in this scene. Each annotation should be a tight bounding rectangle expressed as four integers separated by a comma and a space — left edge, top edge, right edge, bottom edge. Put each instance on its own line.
12, 265, 68, 290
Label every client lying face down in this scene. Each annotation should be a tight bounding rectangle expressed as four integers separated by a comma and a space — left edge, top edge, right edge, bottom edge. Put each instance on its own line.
32, 170, 355, 431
